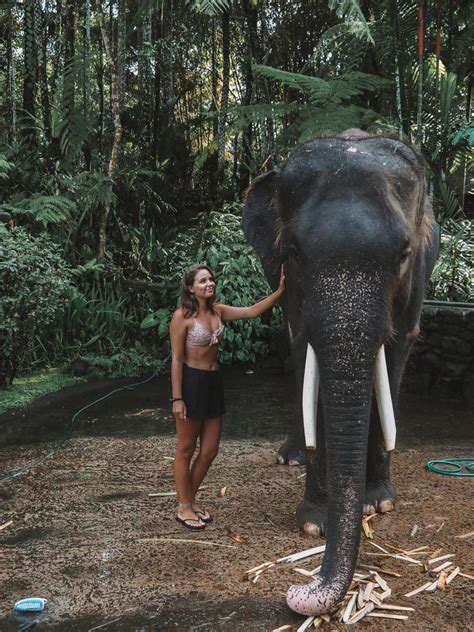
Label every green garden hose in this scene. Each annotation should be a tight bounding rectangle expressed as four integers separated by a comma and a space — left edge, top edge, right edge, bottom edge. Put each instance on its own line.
426, 457, 474, 477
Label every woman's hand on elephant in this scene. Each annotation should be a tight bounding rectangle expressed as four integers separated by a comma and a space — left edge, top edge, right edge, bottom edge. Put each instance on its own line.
277, 264, 286, 296
173, 400, 187, 421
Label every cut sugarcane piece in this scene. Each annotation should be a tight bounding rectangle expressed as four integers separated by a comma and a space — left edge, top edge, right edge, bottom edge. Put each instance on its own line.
404, 582, 433, 597
347, 602, 375, 624
302, 343, 319, 449
374, 345, 397, 451
428, 553, 455, 566
445, 567, 460, 584
367, 613, 409, 621
431, 560, 454, 573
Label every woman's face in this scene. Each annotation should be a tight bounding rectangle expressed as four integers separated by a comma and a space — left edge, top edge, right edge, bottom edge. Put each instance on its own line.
190, 269, 215, 299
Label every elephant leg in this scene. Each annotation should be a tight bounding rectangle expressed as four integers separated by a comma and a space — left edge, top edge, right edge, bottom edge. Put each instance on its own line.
364, 403, 396, 514
364, 336, 410, 514
277, 338, 306, 466
296, 399, 328, 537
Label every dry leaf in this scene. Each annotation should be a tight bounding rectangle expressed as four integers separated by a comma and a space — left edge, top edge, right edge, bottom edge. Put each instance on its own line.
218, 486, 227, 498
226, 529, 247, 544
131, 408, 156, 416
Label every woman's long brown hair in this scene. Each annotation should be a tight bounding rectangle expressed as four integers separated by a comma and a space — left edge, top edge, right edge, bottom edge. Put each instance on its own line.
181, 264, 217, 318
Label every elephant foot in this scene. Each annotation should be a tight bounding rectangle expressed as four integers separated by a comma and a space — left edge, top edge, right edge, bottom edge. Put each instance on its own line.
276, 440, 306, 466
363, 479, 396, 515
297, 499, 327, 537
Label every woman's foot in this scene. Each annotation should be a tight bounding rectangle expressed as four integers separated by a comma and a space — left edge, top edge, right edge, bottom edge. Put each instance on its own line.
192, 500, 213, 523
176, 503, 206, 531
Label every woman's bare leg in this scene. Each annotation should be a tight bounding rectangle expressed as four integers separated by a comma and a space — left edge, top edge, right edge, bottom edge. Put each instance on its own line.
174, 416, 205, 525
190, 417, 222, 515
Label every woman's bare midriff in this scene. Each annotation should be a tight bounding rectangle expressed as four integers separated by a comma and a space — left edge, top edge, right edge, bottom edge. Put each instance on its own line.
184, 344, 220, 371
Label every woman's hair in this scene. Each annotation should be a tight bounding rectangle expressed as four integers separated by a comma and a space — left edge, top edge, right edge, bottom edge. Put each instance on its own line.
181, 264, 216, 318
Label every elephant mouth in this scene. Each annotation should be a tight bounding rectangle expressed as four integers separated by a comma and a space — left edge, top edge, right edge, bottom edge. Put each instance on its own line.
302, 343, 396, 452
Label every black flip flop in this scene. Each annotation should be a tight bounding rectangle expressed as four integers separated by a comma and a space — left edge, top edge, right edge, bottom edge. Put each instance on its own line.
195, 510, 213, 524
176, 515, 206, 531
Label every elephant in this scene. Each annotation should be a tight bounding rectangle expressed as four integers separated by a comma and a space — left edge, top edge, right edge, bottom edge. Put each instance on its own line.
242, 129, 439, 616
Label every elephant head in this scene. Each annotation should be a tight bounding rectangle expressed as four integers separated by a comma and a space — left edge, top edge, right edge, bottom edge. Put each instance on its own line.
242, 130, 438, 616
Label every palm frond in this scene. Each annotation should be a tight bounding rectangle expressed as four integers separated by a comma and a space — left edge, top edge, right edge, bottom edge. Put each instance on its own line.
328, 0, 374, 43
188, 0, 232, 16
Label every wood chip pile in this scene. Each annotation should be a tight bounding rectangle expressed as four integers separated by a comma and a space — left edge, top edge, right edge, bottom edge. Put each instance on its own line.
244, 536, 473, 630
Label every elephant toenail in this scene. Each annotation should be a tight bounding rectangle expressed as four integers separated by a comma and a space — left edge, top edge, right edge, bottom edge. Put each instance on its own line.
379, 500, 394, 513
303, 522, 321, 537
276, 454, 286, 464
363, 504, 375, 514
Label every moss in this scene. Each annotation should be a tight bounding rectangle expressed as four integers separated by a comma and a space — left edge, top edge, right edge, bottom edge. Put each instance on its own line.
0, 368, 86, 415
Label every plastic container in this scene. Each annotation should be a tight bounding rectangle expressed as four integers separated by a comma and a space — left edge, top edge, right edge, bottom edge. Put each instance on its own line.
13, 598, 47, 613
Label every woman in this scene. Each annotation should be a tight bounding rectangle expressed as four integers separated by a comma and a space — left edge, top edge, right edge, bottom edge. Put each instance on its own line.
169, 263, 285, 530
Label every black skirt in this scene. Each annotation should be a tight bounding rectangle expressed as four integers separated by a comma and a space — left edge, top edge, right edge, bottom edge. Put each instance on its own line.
182, 364, 225, 422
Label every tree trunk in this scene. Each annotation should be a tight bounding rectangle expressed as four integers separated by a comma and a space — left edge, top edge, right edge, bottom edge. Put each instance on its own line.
38, 3, 51, 141
156, 0, 175, 163
96, 0, 122, 258
238, 0, 258, 194
5, 0, 16, 143
117, 0, 126, 112
98, 27, 104, 155
390, 0, 409, 138
217, 9, 230, 181
140, 7, 153, 155
416, 0, 424, 147
22, 0, 38, 146
208, 17, 218, 198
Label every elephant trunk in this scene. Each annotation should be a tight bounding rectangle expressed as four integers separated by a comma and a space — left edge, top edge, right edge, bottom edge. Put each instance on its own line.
287, 265, 390, 616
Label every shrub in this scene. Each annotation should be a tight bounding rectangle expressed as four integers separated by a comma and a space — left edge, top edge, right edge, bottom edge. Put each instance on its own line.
0, 227, 72, 386
141, 204, 282, 364
428, 219, 473, 302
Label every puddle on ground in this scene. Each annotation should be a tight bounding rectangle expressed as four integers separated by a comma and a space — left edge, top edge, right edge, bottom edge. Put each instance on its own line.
2, 595, 302, 631
0, 367, 471, 450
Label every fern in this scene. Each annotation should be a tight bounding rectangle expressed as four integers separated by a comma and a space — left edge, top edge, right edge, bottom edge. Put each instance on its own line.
1, 195, 76, 227
0, 155, 13, 181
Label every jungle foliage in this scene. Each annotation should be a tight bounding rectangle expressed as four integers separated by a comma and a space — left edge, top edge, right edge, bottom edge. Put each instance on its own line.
0, 0, 472, 384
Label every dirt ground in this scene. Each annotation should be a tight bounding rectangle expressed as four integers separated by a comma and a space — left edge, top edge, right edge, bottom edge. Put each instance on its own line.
1, 428, 473, 630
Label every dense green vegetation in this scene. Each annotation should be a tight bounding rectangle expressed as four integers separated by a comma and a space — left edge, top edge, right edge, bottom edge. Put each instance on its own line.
0, 0, 472, 389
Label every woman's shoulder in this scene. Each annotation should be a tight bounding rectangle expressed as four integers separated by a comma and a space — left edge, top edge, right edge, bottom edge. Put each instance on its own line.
172, 307, 194, 323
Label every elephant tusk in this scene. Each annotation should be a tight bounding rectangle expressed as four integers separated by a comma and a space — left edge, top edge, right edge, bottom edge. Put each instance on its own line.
374, 345, 397, 452
302, 343, 319, 450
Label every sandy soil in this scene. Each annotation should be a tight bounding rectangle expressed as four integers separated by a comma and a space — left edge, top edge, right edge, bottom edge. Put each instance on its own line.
1, 432, 473, 631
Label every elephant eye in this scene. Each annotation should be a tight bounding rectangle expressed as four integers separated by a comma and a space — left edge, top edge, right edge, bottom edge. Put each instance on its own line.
289, 244, 299, 259
400, 247, 412, 263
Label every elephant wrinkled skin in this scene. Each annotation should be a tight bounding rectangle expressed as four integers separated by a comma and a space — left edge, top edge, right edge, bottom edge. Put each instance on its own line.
242, 130, 439, 616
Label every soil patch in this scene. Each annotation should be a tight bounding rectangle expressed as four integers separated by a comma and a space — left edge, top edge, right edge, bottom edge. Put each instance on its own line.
0, 435, 473, 631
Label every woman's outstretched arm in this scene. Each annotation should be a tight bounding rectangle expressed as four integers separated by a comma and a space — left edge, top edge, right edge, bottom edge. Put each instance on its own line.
216, 267, 285, 322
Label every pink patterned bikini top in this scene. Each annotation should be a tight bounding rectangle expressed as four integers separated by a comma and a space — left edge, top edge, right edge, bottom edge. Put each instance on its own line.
186, 316, 224, 347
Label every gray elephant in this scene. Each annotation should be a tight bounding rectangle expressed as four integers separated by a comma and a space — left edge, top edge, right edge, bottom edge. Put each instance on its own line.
242, 130, 439, 616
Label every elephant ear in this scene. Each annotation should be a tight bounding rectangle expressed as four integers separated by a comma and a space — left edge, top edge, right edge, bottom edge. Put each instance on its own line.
242, 170, 282, 289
